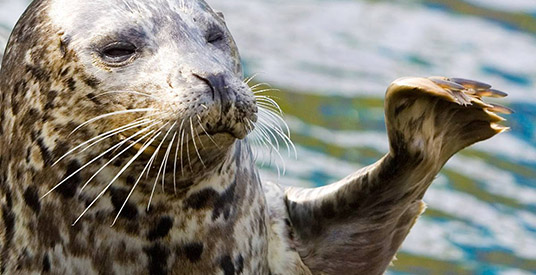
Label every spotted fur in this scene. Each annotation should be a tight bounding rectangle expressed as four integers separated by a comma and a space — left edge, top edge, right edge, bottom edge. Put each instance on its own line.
0, 0, 508, 274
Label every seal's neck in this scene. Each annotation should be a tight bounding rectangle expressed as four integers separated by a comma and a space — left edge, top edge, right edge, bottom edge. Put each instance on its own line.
4, 137, 271, 273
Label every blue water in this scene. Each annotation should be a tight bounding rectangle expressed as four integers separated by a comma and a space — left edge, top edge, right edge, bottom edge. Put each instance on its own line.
1, 0, 535, 274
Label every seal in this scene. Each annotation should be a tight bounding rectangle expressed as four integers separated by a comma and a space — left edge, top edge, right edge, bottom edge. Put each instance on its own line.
0, 0, 510, 274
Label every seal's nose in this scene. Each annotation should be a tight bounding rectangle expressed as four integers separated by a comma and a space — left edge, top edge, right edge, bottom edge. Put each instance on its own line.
193, 73, 234, 114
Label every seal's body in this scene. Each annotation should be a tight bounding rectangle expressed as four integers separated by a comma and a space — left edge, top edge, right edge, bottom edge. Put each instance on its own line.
0, 0, 509, 274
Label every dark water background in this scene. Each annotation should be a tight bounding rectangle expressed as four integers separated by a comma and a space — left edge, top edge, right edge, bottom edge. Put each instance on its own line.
1, 0, 535, 274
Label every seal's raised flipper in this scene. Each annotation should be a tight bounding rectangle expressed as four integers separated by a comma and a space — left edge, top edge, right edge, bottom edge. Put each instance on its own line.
284, 77, 509, 274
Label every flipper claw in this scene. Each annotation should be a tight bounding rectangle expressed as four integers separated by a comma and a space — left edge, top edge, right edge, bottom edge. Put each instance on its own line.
449, 77, 492, 90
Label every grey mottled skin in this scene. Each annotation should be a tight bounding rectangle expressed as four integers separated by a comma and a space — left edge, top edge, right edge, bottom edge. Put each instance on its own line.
0, 0, 508, 274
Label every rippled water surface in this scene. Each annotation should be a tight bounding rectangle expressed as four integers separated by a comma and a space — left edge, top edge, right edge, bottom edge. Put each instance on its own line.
1, 0, 535, 274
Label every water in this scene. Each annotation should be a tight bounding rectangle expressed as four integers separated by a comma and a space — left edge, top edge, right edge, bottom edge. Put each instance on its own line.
1, 0, 535, 274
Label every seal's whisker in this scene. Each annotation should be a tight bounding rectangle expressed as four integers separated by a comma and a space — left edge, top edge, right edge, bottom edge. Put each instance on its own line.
91, 90, 159, 101
147, 121, 177, 211
144, 121, 176, 180
180, 128, 187, 176
252, 88, 280, 95
244, 73, 260, 85
257, 119, 281, 151
258, 110, 286, 135
186, 132, 194, 172
192, 118, 206, 150
258, 117, 295, 159
162, 132, 177, 193
53, 118, 154, 166
256, 98, 284, 115
111, 147, 153, 226
174, 119, 186, 186
70, 108, 157, 135
79, 124, 166, 193
190, 118, 206, 168
255, 122, 277, 159
245, 119, 262, 163
256, 121, 286, 176
73, 129, 165, 226
41, 123, 159, 200
247, 118, 270, 166
110, 125, 164, 226
249, 82, 270, 90
259, 106, 292, 137
257, 101, 282, 115
197, 115, 220, 148
255, 96, 284, 114
258, 108, 296, 157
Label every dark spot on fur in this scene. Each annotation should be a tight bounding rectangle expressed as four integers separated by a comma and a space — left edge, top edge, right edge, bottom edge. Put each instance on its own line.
236, 254, 244, 273
59, 36, 71, 57
220, 255, 235, 275
284, 218, 291, 227
126, 176, 135, 185
110, 188, 138, 220
25, 108, 40, 125
11, 81, 21, 114
57, 160, 81, 198
36, 138, 53, 165
42, 254, 50, 272
53, 141, 70, 160
66, 78, 76, 91
26, 146, 32, 163
83, 76, 100, 88
45, 90, 58, 109
86, 93, 102, 105
183, 188, 218, 210
212, 179, 236, 221
182, 243, 203, 263
25, 65, 48, 81
23, 186, 41, 214
147, 217, 173, 241
144, 243, 169, 275
60, 67, 70, 77
0, 205, 14, 273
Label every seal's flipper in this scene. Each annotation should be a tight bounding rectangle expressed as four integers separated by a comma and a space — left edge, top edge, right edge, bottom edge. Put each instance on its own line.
284, 77, 509, 274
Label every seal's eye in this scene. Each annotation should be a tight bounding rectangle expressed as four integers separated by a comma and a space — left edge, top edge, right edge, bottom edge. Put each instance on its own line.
100, 42, 137, 64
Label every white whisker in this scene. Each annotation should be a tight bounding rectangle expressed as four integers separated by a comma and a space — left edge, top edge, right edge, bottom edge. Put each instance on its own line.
197, 115, 220, 149
41, 122, 159, 200
147, 121, 176, 211
53, 118, 154, 166
73, 129, 164, 226
186, 132, 193, 172
70, 108, 157, 135
90, 90, 158, 100
249, 82, 270, 91
161, 132, 177, 192
174, 119, 186, 189
190, 118, 205, 168
252, 88, 280, 94
244, 73, 260, 85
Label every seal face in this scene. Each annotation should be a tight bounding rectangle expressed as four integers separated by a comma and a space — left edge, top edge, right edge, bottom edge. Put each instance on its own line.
0, 0, 510, 274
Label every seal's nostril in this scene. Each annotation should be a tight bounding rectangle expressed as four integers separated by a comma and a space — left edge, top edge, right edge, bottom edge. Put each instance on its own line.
192, 73, 233, 114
